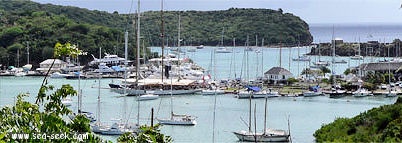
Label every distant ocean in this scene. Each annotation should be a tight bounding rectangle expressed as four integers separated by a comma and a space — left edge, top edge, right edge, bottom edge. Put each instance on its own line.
309, 23, 402, 43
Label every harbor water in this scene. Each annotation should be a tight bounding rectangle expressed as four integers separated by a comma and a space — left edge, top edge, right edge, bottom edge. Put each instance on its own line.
0, 45, 398, 142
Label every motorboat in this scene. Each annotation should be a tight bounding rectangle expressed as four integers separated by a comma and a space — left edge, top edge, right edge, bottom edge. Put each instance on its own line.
89, 53, 127, 66
50, 72, 70, 78
352, 87, 372, 97
196, 45, 204, 49
216, 47, 232, 53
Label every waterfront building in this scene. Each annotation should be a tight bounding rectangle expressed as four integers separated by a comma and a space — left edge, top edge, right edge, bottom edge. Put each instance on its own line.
36, 59, 67, 74
264, 67, 293, 84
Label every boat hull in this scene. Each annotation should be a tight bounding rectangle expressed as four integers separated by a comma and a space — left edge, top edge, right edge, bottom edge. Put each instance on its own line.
157, 119, 196, 126
233, 131, 289, 142
137, 94, 159, 101
303, 91, 322, 97
201, 90, 225, 95
111, 88, 200, 96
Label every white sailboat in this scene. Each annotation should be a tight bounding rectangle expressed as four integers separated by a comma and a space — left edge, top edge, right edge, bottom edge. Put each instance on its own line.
351, 42, 363, 60
385, 44, 397, 97
311, 44, 329, 68
233, 98, 290, 142
157, 75, 197, 125
157, 13, 196, 126
202, 49, 225, 95
216, 27, 232, 53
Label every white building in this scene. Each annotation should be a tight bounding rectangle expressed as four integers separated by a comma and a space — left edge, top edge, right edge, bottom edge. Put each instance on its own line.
36, 59, 67, 73
264, 67, 293, 84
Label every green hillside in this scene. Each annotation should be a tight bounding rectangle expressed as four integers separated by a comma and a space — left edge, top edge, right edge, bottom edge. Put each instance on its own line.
0, 0, 312, 67
138, 8, 313, 47
314, 97, 402, 142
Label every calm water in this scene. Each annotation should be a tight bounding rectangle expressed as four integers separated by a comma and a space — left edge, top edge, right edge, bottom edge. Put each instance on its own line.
0, 45, 398, 142
310, 23, 402, 43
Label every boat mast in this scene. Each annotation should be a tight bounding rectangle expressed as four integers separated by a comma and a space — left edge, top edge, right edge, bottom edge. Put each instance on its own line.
264, 97, 268, 134
17, 48, 19, 68
232, 38, 236, 78
136, 0, 141, 125
358, 37, 361, 78
160, 0, 165, 82
26, 41, 29, 65
123, 31, 128, 122
388, 41, 391, 94
261, 38, 264, 77
221, 27, 224, 47
97, 47, 102, 124
177, 14, 181, 81
212, 47, 217, 143
247, 36, 251, 133
78, 46, 82, 114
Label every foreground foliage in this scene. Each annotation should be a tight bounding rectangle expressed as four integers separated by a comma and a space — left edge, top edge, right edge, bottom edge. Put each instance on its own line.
314, 97, 402, 142
0, 85, 103, 142
117, 124, 172, 143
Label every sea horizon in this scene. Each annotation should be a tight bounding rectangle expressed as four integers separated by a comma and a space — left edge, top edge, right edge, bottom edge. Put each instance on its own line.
309, 22, 402, 43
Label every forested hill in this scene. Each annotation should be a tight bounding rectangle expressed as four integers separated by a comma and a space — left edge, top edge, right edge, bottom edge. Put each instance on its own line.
0, 0, 312, 67
139, 8, 313, 47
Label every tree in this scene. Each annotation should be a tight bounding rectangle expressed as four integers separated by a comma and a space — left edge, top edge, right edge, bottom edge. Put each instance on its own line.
0, 42, 102, 142
320, 66, 331, 75
287, 77, 298, 85
117, 124, 173, 143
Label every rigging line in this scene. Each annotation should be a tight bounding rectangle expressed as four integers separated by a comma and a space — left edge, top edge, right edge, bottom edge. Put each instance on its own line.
125, 96, 137, 125
156, 94, 163, 117
124, 0, 136, 32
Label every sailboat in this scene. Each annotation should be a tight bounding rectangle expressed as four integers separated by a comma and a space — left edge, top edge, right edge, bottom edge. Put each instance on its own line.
327, 29, 346, 98
216, 27, 232, 53
157, 12, 196, 126
311, 44, 330, 68
303, 85, 323, 97
292, 43, 310, 61
351, 42, 363, 60
202, 49, 224, 95
385, 44, 397, 97
156, 69, 197, 125
13, 48, 27, 77
233, 97, 290, 142
67, 46, 96, 123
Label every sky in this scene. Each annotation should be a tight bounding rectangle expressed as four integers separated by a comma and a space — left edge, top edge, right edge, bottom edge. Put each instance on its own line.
32, 0, 402, 24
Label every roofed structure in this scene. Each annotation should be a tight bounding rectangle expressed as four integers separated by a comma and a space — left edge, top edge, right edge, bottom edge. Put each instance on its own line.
359, 62, 402, 73
264, 67, 293, 84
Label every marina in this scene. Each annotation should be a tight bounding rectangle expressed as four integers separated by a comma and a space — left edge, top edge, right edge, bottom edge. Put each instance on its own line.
0, 45, 400, 142
0, 76, 396, 142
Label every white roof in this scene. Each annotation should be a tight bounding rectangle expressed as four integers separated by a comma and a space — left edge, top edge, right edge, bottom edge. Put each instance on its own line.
40, 59, 66, 65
